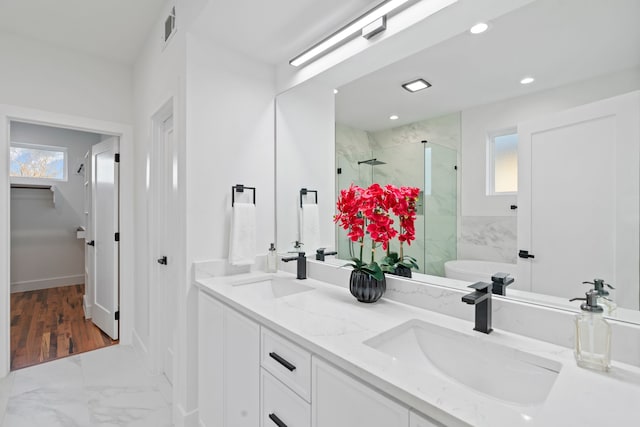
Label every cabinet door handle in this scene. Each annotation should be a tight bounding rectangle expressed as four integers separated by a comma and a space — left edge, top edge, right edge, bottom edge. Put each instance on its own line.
269, 352, 296, 372
268, 413, 288, 427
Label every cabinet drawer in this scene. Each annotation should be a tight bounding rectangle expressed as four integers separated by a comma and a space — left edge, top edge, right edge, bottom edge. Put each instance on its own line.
261, 328, 311, 402
261, 369, 311, 427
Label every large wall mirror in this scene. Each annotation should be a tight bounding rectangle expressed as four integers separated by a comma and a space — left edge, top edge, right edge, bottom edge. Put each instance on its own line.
276, 0, 640, 322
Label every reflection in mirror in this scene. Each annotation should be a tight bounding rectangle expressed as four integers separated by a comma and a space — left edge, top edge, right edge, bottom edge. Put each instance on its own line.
331, 0, 640, 314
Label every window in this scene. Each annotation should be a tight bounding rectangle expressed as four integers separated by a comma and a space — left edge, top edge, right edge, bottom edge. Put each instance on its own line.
487, 129, 518, 194
10, 142, 67, 183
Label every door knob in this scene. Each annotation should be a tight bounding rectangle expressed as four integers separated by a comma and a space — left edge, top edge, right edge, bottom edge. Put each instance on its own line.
157, 256, 168, 265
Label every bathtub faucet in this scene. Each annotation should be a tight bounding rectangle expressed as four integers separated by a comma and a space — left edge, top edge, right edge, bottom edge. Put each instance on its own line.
491, 272, 514, 296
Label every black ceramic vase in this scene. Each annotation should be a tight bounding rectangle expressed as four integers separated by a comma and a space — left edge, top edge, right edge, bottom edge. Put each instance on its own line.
392, 265, 412, 278
349, 270, 386, 303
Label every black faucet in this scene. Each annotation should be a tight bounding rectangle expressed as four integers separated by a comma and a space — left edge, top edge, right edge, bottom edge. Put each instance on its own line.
461, 282, 493, 334
281, 251, 307, 280
491, 272, 514, 296
315, 248, 338, 261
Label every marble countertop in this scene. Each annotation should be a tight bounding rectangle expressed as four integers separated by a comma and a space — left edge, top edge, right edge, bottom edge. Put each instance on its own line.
195, 271, 640, 427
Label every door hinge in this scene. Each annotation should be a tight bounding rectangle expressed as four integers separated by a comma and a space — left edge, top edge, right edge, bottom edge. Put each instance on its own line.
115, 232, 120, 242
114, 153, 120, 163
115, 310, 120, 320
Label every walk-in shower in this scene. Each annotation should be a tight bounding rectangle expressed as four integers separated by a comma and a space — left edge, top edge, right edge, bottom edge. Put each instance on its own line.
336, 140, 458, 276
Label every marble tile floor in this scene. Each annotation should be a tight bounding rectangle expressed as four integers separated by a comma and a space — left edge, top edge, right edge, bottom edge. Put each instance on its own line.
0, 345, 172, 427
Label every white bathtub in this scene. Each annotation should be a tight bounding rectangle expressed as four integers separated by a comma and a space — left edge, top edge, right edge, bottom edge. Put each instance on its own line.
444, 260, 517, 283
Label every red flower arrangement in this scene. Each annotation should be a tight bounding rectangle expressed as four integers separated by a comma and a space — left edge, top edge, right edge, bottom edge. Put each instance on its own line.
334, 183, 420, 279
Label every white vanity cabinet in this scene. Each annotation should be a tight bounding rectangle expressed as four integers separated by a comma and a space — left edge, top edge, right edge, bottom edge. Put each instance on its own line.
311, 357, 409, 427
198, 291, 260, 427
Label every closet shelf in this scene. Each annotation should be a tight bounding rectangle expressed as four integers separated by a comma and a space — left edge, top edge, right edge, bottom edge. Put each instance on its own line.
10, 183, 57, 207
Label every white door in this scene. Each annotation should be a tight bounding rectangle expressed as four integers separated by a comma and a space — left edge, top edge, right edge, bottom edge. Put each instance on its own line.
517, 92, 639, 308
153, 115, 178, 383
90, 137, 120, 339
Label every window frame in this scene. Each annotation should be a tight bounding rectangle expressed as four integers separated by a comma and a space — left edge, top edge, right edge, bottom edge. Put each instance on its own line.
486, 127, 518, 196
9, 141, 69, 185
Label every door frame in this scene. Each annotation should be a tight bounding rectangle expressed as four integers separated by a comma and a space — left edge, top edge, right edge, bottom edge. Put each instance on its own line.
0, 104, 134, 377
149, 98, 175, 375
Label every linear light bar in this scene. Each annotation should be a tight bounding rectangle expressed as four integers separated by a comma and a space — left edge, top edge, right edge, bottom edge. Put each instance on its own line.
289, 0, 411, 67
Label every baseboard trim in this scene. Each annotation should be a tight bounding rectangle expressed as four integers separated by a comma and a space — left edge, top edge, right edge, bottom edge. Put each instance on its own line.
131, 329, 149, 364
10, 275, 84, 293
174, 403, 199, 427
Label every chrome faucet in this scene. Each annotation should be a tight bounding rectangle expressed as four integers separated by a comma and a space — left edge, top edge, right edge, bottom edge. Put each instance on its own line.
315, 248, 338, 261
461, 282, 493, 334
281, 251, 307, 280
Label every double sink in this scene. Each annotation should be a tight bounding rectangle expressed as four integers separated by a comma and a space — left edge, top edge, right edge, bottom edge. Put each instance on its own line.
231, 274, 562, 407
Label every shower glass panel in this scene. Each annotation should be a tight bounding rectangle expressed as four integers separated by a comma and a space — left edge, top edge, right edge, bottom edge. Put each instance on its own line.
423, 143, 457, 276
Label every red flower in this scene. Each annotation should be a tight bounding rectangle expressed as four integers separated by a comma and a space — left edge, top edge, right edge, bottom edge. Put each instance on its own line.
335, 183, 420, 259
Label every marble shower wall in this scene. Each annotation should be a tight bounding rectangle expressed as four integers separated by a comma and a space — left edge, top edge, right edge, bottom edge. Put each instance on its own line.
335, 113, 462, 275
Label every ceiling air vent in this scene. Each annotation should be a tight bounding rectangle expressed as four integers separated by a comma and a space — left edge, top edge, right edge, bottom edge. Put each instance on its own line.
164, 7, 176, 44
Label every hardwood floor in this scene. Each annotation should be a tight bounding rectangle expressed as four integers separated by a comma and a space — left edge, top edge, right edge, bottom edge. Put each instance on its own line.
10, 284, 118, 370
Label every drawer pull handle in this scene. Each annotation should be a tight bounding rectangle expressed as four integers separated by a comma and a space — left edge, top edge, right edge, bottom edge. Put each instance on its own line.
269, 352, 296, 371
269, 413, 288, 427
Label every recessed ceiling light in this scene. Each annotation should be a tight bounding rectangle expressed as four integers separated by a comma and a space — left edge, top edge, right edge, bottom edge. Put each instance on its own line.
402, 78, 432, 93
469, 22, 489, 34
389, 115, 399, 120
520, 76, 535, 85
333, 89, 339, 94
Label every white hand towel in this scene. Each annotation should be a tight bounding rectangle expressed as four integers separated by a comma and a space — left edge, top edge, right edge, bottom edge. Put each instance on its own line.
300, 203, 320, 253
229, 202, 257, 266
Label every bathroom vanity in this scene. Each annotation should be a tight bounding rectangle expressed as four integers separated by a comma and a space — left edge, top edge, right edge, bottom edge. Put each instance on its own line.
195, 266, 640, 427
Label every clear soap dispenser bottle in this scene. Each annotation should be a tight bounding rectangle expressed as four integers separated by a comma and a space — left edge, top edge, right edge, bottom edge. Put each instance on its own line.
570, 289, 611, 372
266, 243, 277, 273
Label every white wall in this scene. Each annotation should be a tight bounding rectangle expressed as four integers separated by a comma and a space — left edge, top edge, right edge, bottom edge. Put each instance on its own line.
276, 81, 335, 253
459, 67, 640, 263
10, 122, 102, 291
0, 32, 133, 124
185, 35, 276, 261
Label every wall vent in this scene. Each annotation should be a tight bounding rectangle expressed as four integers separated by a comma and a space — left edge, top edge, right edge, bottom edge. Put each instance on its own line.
164, 7, 176, 45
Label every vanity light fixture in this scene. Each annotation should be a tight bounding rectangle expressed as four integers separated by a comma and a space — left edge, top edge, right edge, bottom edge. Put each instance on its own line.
520, 76, 535, 85
469, 22, 489, 34
289, 0, 412, 67
362, 16, 387, 39
389, 115, 399, 120
402, 78, 432, 93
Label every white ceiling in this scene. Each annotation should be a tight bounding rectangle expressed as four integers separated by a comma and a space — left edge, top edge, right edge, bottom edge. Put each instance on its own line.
0, 0, 166, 64
192, 0, 380, 65
336, 0, 640, 131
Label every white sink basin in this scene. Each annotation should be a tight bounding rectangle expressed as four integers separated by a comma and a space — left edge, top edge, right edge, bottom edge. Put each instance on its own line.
364, 319, 561, 406
233, 276, 315, 299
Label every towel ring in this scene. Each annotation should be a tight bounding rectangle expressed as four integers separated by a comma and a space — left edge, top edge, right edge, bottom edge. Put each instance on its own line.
300, 188, 318, 208
232, 184, 256, 207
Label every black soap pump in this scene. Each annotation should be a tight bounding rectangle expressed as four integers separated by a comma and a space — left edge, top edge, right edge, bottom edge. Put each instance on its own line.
569, 288, 611, 372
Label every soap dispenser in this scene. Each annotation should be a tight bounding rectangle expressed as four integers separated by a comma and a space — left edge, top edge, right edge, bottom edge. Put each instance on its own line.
570, 289, 611, 372
583, 279, 617, 315
266, 243, 277, 273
